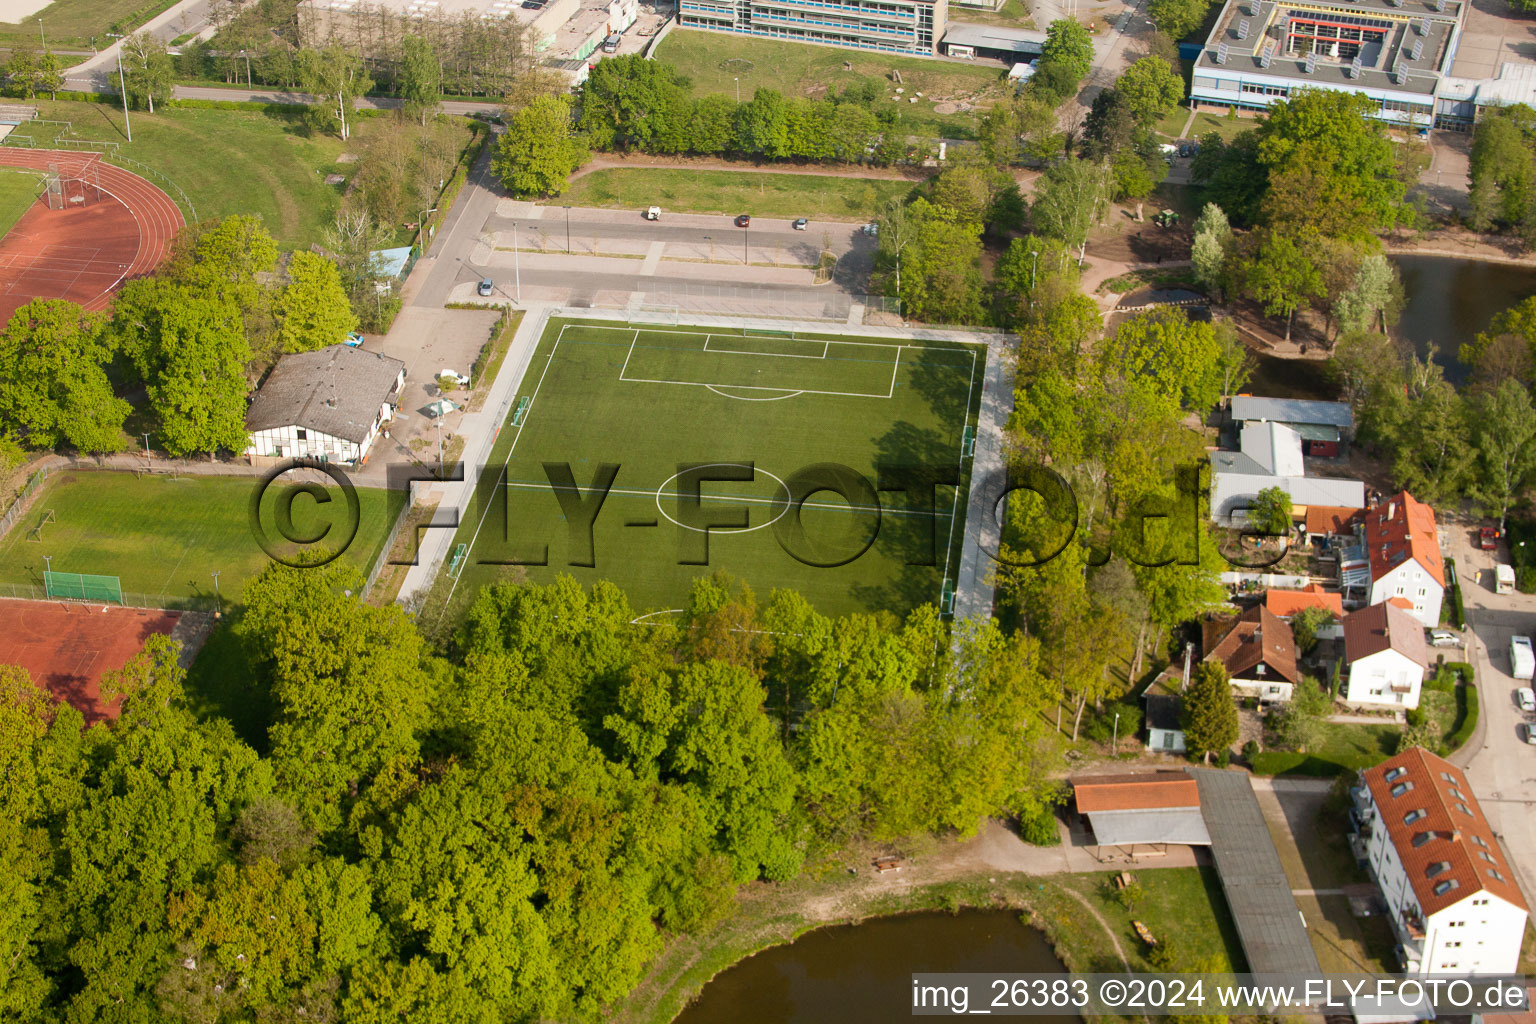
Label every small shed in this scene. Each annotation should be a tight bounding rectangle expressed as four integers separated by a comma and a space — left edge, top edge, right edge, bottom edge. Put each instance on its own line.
1071, 771, 1211, 860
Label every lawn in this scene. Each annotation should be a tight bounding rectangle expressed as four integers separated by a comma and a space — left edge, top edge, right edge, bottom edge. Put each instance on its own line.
0, 470, 405, 608
557, 168, 916, 222
0, 166, 43, 237
14, 101, 466, 249
945, 0, 1035, 28
653, 29, 1007, 140
1058, 867, 1246, 972
0, 0, 175, 48
1165, 109, 1261, 143
436, 317, 983, 622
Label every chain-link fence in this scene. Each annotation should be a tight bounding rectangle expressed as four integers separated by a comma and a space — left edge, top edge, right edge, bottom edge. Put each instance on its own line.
0, 580, 219, 612
0, 464, 52, 542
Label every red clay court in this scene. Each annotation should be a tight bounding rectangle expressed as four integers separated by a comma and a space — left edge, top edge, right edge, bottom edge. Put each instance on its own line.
0, 597, 182, 723
0, 150, 183, 324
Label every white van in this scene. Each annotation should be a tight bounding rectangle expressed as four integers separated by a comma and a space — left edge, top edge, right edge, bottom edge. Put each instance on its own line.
1512, 635, 1534, 681
1497, 563, 1516, 594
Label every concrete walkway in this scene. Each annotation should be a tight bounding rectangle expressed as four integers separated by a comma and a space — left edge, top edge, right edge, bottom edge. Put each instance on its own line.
952, 334, 1012, 623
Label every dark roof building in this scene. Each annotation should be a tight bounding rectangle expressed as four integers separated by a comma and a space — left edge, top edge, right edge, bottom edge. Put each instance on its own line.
245, 344, 406, 464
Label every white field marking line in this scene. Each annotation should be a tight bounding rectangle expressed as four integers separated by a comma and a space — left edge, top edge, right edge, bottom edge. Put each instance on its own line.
494, 477, 952, 519
581, 321, 915, 353
937, 348, 979, 612
703, 334, 831, 359
623, 375, 892, 399
443, 319, 569, 608
615, 328, 895, 397
704, 385, 804, 401
886, 344, 903, 399
617, 327, 640, 380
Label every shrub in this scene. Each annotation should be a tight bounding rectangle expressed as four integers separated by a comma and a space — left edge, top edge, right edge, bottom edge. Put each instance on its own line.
1082, 701, 1143, 744
1215, 749, 1231, 767
1019, 797, 1063, 846
1446, 676, 1479, 752
1241, 739, 1261, 760
1405, 706, 1427, 728
357, 295, 402, 333
1424, 666, 1455, 694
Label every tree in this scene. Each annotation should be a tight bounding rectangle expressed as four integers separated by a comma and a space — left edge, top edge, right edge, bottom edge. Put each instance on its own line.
901, 200, 987, 325
1391, 359, 1472, 506
1270, 675, 1332, 751
1247, 485, 1293, 537
1115, 57, 1183, 127
116, 282, 253, 456
1468, 104, 1536, 237
492, 94, 589, 197
1031, 157, 1111, 261
733, 88, 791, 158
1240, 229, 1324, 341
1040, 19, 1094, 82
399, 35, 442, 125
1470, 379, 1536, 533
1148, 0, 1212, 39
1190, 202, 1231, 298
277, 251, 358, 353
297, 44, 372, 140
0, 299, 128, 453
1332, 251, 1401, 337
1182, 662, 1237, 764
121, 33, 174, 113
1291, 606, 1335, 655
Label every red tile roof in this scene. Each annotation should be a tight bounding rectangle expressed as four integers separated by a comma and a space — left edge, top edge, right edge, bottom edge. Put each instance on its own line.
1072, 771, 1200, 812
1265, 588, 1344, 618
1205, 605, 1300, 684
1304, 505, 1361, 537
1343, 601, 1429, 669
1361, 748, 1526, 917
1365, 491, 1444, 588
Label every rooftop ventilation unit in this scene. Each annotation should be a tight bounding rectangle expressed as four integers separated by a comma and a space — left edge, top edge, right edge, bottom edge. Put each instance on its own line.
1411, 36, 1425, 59
1304, 50, 1317, 73
1237, 17, 1251, 38
1216, 41, 1230, 63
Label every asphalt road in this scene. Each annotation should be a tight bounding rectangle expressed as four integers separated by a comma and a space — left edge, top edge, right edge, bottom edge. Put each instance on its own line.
1444, 523, 1536, 911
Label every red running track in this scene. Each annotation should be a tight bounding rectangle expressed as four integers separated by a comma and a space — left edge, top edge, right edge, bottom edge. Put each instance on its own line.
0, 150, 184, 323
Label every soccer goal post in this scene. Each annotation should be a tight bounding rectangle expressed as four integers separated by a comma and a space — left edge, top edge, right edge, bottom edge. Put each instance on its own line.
45, 570, 124, 604
743, 326, 795, 339
633, 304, 679, 326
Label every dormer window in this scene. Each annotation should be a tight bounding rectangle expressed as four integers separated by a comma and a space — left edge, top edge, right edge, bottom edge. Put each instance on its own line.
1412, 832, 1433, 848
1478, 851, 1495, 864
1473, 835, 1489, 849
1490, 869, 1506, 882
1449, 787, 1466, 801
1386, 767, 1407, 783
1427, 861, 1452, 878
1404, 809, 1427, 824
1455, 802, 1473, 816
1393, 781, 1414, 797
1433, 879, 1459, 896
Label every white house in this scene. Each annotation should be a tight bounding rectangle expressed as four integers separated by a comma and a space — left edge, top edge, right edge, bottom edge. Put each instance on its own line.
1209, 421, 1365, 525
1342, 491, 1445, 629
1341, 599, 1430, 710
1354, 748, 1528, 976
1203, 605, 1301, 703
245, 345, 406, 465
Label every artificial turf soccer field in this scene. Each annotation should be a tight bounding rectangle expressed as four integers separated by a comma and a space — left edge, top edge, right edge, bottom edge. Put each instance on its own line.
0, 472, 404, 608
445, 318, 986, 618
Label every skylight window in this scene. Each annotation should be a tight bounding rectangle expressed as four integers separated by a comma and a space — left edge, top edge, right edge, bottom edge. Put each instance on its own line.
1392, 781, 1414, 797
1433, 879, 1459, 896
1404, 809, 1426, 824
1426, 861, 1452, 878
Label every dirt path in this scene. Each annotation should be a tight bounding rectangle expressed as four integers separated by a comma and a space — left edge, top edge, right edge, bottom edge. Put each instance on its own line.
1063, 887, 1131, 968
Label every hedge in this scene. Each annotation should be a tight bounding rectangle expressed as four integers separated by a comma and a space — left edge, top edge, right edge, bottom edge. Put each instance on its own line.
1444, 555, 1466, 629
1444, 662, 1479, 752
1250, 752, 1380, 777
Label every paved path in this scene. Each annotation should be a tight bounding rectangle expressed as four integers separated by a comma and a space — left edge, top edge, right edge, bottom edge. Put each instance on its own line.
952, 334, 1012, 622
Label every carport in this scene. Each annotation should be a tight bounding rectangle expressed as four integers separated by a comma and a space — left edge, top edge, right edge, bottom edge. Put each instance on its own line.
1072, 771, 1212, 861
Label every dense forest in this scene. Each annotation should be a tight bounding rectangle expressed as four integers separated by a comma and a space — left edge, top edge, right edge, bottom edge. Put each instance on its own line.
1, 562, 1065, 1023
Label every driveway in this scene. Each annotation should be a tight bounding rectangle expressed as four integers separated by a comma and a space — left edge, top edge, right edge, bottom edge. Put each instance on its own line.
1442, 518, 1536, 910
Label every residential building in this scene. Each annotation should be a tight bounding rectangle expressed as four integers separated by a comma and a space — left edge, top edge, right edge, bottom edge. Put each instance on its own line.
1341, 490, 1445, 628
1230, 396, 1354, 457
1209, 420, 1365, 525
1342, 599, 1429, 709
1203, 605, 1300, 702
245, 345, 406, 465
1264, 585, 1344, 620
1353, 748, 1528, 975
1303, 505, 1360, 544
679, 0, 946, 55
1144, 693, 1187, 753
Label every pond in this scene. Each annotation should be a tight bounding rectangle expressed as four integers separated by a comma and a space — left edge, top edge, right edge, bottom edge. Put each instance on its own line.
1391, 254, 1536, 385
673, 909, 1075, 1024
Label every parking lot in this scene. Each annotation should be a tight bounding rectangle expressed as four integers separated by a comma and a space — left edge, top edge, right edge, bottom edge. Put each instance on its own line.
352, 306, 503, 486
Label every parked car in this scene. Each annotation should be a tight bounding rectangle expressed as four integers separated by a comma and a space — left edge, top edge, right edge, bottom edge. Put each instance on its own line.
645, 206, 661, 220
861, 222, 879, 236
1514, 637, 1535, 681
735, 214, 751, 227
439, 368, 470, 387
344, 331, 364, 347
793, 217, 808, 230
478, 278, 494, 297
1480, 526, 1500, 550
1517, 685, 1536, 713
1429, 630, 1459, 647
1525, 722, 1536, 745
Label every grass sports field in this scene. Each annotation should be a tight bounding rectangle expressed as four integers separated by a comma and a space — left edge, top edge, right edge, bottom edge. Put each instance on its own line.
0, 168, 43, 237
0, 471, 404, 608
443, 317, 984, 619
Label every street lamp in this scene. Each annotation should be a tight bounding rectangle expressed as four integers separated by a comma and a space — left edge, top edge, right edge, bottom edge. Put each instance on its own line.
703, 234, 712, 261
210, 571, 221, 619
418, 206, 438, 246
1112, 712, 1119, 755
240, 48, 251, 86
734, 76, 740, 104
38, 18, 45, 49
436, 418, 443, 478
563, 204, 571, 253
743, 220, 748, 265
106, 33, 132, 142
512, 222, 521, 303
